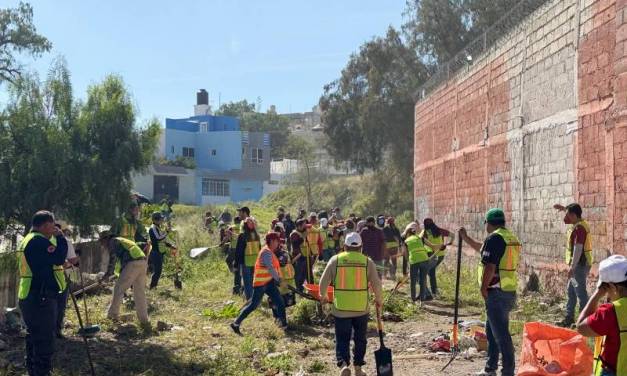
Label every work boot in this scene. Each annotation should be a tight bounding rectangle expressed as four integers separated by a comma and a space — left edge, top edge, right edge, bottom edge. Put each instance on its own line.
556, 317, 574, 328
353, 365, 367, 376
230, 322, 242, 335
339, 365, 351, 376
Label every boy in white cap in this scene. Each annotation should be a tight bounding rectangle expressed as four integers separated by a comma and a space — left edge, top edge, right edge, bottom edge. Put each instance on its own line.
319, 232, 383, 376
576, 255, 627, 376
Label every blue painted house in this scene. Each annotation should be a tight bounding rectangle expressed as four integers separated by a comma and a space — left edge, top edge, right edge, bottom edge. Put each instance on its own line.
133, 91, 271, 205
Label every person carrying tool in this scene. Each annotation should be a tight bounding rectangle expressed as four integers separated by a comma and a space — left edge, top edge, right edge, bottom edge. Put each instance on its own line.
320, 218, 335, 262
361, 216, 386, 279
306, 212, 323, 259
55, 222, 79, 339
17, 210, 68, 376
383, 216, 402, 280
404, 222, 435, 302
204, 211, 218, 234
270, 239, 296, 320
148, 212, 177, 289
101, 231, 150, 327
319, 232, 383, 376
111, 202, 147, 244
230, 232, 289, 334
459, 208, 520, 376
226, 217, 242, 295
420, 218, 454, 297
576, 254, 627, 376
234, 216, 261, 300
290, 218, 309, 290
553, 203, 593, 327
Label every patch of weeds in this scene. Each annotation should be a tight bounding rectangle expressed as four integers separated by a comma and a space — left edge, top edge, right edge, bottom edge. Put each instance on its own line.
240, 336, 260, 357
437, 265, 483, 307
291, 299, 318, 325
307, 359, 327, 373
263, 353, 294, 373
206, 350, 255, 376
383, 293, 419, 320
265, 339, 277, 353
202, 302, 239, 319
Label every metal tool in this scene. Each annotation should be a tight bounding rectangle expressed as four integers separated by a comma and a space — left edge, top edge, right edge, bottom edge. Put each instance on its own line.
441, 232, 463, 371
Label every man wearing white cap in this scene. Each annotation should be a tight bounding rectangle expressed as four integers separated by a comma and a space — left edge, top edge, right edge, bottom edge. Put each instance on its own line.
319, 232, 383, 376
576, 255, 627, 376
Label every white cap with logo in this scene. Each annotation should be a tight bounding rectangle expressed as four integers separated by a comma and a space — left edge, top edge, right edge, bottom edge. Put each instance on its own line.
598, 254, 627, 287
344, 232, 362, 247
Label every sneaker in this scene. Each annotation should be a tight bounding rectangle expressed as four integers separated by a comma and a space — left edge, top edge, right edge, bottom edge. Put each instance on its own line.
474, 370, 497, 376
556, 317, 574, 328
354, 365, 367, 376
423, 295, 434, 302
339, 365, 352, 376
230, 322, 242, 335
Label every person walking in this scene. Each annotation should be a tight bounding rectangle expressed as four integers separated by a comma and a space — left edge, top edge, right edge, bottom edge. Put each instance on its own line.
319, 232, 383, 376
234, 217, 261, 300
282, 213, 296, 253
576, 255, 627, 376
360, 216, 385, 278
420, 218, 454, 297
404, 222, 433, 302
148, 212, 177, 289
55, 222, 79, 339
230, 232, 288, 334
17, 210, 68, 376
226, 217, 242, 295
553, 203, 593, 327
383, 216, 402, 280
459, 208, 521, 376
290, 219, 310, 290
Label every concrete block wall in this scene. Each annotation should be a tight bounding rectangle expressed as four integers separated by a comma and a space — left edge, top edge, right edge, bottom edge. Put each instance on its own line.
415, 0, 627, 274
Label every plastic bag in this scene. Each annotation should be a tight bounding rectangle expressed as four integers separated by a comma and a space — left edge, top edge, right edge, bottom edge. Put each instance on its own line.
517, 322, 593, 376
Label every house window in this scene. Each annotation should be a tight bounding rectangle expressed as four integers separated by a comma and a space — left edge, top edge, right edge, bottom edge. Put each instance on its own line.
182, 147, 195, 158
242, 147, 247, 158
251, 148, 263, 164
200, 122, 208, 133
211, 149, 217, 156
171, 146, 174, 154
202, 178, 230, 197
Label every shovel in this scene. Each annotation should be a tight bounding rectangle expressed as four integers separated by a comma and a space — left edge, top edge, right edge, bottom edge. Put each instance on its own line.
75, 265, 100, 337
441, 232, 463, 371
375, 304, 393, 376
173, 233, 183, 289
66, 274, 96, 376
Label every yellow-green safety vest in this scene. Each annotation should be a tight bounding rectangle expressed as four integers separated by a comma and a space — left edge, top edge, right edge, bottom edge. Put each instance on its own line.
477, 227, 521, 292
244, 236, 261, 267
279, 254, 296, 295
116, 237, 146, 260
119, 216, 137, 241
306, 226, 322, 256
333, 251, 369, 312
229, 225, 240, 249
322, 228, 334, 249
151, 224, 169, 254
593, 297, 627, 376
17, 232, 66, 300
565, 220, 593, 266
421, 229, 446, 257
405, 235, 429, 264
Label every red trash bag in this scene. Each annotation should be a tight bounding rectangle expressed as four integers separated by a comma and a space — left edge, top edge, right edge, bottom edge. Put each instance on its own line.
517, 322, 593, 376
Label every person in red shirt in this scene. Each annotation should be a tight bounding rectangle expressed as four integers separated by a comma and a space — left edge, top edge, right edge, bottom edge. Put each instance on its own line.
576, 255, 627, 376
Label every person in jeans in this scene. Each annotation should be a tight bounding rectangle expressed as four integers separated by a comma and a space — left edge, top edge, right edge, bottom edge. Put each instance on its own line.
460, 208, 521, 376
360, 216, 385, 278
382, 216, 402, 280
230, 232, 288, 334
234, 217, 261, 300
225, 217, 242, 295
319, 232, 383, 376
553, 203, 593, 327
576, 255, 627, 376
148, 212, 177, 289
420, 218, 454, 296
403, 222, 435, 302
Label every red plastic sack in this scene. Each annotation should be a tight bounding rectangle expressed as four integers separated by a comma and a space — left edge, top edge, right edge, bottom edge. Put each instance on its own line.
517, 322, 593, 376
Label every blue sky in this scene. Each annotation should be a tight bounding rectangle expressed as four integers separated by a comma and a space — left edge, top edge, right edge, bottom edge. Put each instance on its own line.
5, 0, 406, 123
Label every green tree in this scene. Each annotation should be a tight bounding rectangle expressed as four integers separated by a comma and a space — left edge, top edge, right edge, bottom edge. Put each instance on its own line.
0, 61, 160, 232
0, 2, 51, 83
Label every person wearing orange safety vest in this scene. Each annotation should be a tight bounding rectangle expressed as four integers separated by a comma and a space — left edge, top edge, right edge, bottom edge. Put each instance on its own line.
230, 232, 288, 335
460, 208, 520, 376
576, 255, 627, 376
553, 202, 593, 327
318, 232, 383, 376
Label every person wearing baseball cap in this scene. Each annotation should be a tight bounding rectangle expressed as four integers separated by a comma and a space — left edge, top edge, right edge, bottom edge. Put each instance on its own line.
318, 232, 383, 376
148, 212, 177, 289
459, 208, 521, 376
576, 255, 627, 376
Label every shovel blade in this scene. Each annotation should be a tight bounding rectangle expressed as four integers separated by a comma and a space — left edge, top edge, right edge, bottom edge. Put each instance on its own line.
375, 346, 393, 376
189, 247, 209, 258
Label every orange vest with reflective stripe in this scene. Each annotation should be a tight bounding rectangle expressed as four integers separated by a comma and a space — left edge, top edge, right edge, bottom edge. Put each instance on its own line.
252, 247, 281, 287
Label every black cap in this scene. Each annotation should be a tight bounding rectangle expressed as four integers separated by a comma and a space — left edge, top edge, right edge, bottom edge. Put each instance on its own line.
237, 206, 250, 215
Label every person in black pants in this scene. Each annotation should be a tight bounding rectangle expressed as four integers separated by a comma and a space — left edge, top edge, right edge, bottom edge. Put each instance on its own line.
17, 211, 68, 376
148, 212, 177, 289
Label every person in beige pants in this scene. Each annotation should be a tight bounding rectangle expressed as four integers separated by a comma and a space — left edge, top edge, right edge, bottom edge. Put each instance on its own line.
99, 231, 149, 324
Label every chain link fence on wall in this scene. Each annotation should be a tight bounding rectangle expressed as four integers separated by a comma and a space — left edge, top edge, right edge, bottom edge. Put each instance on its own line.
417, 0, 549, 99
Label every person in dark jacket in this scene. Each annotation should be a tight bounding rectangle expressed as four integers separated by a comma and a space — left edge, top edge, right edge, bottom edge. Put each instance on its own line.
234, 217, 261, 300
148, 212, 177, 289
383, 217, 402, 280
282, 213, 296, 252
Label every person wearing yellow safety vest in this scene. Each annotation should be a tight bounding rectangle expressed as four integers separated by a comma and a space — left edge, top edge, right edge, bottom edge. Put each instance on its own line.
234, 217, 261, 300
576, 255, 627, 376
306, 212, 323, 259
230, 232, 289, 334
225, 217, 243, 295
403, 222, 439, 302
553, 203, 593, 328
100, 231, 150, 326
318, 232, 383, 376
459, 208, 520, 376
421, 218, 454, 297
148, 212, 177, 289
111, 202, 148, 244
320, 218, 336, 262
269, 241, 297, 320
17, 211, 68, 376
290, 218, 313, 291
54, 222, 79, 340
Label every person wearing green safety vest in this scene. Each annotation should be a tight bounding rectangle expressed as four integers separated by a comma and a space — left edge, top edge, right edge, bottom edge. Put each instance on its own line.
320, 218, 336, 262
110, 202, 148, 276
17, 210, 68, 376
553, 202, 593, 328
403, 222, 439, 302
101, 231, 150, 326
148, 212, 177, 289
420, 218, 454, 297
576, 255, 627, 376
234, 217, 261, 300
460, 208, 520, 376
225, 217, 242, 295
319, 232, 383, 376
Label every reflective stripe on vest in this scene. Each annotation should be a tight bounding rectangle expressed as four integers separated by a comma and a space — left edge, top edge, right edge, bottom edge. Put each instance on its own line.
17, 232, 66, 299
333, 252, 369, 312
406, 235, 428, 264
244, 238, 261, 267
477, 227, 521, 292
116, 237, 146, 260
253, 248, 281, 287
565, 220, 593, 266
421, 229, 445, 257
593, 297, 627, 375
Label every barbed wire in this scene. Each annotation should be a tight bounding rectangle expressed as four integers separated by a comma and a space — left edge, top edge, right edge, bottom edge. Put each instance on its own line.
417, 0, 549, 100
